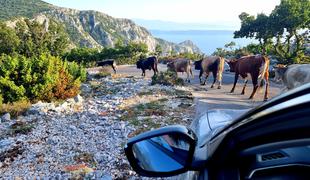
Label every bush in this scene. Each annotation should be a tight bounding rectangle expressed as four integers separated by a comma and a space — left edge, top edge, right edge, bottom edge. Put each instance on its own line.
0, 53, 86, 103
151, 71, 184, 86
0, 94, 3, 104
66, 61, 87, 82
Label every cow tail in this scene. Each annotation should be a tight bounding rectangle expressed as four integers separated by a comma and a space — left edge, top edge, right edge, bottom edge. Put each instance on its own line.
259, 56, 269, 89
189, 60, 194, 78
217, 57, 225, 83
190, 67, 193, 78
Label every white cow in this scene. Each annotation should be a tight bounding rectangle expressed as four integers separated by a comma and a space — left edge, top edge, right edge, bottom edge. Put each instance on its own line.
274, 64, 310, 91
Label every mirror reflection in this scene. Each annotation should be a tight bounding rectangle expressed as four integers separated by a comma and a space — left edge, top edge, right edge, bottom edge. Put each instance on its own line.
132, 133, 191, 172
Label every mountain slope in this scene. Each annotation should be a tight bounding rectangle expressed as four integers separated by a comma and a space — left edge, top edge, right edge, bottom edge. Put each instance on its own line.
0, 0, 201, 54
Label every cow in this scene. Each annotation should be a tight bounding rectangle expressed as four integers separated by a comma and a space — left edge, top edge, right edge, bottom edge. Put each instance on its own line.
194, 56, 225, 89
227, 55, 270, 101
136, 56, 158, 77
167, 59, 193, 82
274, 64, 310, 91
97, 59, 117, 74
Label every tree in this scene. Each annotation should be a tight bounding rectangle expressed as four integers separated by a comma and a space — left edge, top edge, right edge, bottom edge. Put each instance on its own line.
47, 19, 70, 56
235, 0, 310, 64
155, 45, 163, 56
234, 13, 273, 55
0, 21, 20, 55
269, 0, 310, 64
212, 48, 227, 57
224, 41, 236, 51
15, 18, 69, 57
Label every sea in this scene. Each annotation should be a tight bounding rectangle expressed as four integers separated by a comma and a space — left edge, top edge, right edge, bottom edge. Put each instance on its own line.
150, 30, 256, 55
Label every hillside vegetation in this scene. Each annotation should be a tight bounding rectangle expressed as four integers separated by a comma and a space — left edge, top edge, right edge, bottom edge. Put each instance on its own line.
0, 0, 53, 20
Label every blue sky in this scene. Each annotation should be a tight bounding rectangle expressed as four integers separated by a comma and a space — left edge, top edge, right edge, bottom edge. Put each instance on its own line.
42, 0, 280, 29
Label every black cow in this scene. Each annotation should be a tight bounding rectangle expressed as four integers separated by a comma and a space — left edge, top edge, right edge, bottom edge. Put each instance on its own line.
97, 59, 117, 74
136, 56, 158, 76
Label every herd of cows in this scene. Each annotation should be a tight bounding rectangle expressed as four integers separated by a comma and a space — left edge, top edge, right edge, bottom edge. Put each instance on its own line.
96, 55, 310, 101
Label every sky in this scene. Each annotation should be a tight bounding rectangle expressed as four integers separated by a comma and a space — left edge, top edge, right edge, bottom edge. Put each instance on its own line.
42, 0, 281, 30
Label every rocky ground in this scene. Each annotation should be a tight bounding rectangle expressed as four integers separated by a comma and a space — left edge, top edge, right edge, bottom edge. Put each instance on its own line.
0, 73, 195, 179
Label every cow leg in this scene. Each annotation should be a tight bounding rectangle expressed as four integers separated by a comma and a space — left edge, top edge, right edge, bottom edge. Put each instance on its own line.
264, 75, 269, 101
241, 79, 248, 95
190, 68, 194, 78
230, 73, 239, 93
112, 66, 116, 74
211, 71, 217, 88
142, 69, 146, 77
152, 66, 156, 76
199, 70, 203, 84
249, 75, 258, 99
202, 73, 209, 86
187, 72, 190, 83
155, 64, 159, 74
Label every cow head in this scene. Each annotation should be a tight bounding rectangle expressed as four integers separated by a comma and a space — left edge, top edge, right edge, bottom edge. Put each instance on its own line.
226, 59, 238, 72
194, 59, 202, 70
167, 61, 175, 71
273, 64, 288, 83
136, 59, 143, 69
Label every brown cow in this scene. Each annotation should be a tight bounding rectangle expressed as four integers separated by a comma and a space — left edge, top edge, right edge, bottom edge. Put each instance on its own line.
167, 59, 193, 82
194, 56, 225, 89
227, 55, 270, 101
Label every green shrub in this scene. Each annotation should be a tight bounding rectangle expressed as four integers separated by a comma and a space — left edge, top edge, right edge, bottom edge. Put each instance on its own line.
66, 61, 87, 82
151, 71, 184, 86
0, 53, 86, 103
0, 94, 3, 104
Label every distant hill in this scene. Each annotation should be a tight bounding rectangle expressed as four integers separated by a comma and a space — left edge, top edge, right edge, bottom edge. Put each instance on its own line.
0, 0, 201, 54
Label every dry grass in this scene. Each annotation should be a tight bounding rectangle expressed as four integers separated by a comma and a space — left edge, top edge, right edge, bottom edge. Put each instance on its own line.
151, 71, 184, 86
93, 67, 111, 79
10, 121, 34, 134
0, 100, 31, 118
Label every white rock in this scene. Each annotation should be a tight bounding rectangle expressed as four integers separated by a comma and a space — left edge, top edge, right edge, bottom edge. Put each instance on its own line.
1, 113, 10, 121
74, 94, 83, 103
0, 138, 14, 150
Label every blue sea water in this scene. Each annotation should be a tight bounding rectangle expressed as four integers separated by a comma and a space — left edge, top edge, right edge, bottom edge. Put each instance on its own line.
150, 30, 256, 55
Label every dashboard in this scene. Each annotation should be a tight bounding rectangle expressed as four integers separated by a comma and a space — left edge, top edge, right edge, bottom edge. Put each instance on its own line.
239, 139, 310, 179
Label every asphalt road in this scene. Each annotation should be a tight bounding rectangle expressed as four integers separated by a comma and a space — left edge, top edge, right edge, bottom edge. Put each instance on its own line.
114, 64, 282, 117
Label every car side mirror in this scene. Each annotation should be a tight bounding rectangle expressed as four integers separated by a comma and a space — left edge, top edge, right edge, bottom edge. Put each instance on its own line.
124, 125, 197, 177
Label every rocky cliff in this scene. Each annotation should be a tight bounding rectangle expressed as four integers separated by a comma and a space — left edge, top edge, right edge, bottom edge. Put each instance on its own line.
0, 0, 201, 54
